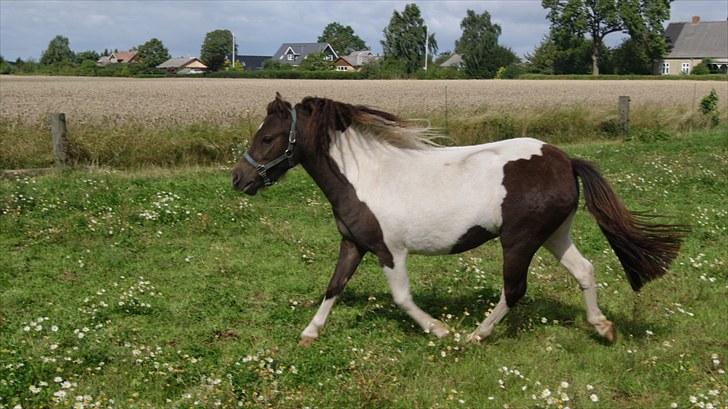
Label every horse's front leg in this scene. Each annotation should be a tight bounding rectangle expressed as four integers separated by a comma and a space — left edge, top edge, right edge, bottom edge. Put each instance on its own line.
384, 250, 450, 338
299, 238, 364, 346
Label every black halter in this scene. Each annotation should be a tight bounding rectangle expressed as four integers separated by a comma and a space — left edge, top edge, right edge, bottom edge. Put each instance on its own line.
243, 107, 297, 186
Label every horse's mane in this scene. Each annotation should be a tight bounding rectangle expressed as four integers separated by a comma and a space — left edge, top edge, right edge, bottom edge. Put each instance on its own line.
296, 97, 438, 157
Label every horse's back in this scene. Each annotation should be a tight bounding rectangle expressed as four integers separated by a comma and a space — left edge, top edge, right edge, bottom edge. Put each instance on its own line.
369, 138, 572, 254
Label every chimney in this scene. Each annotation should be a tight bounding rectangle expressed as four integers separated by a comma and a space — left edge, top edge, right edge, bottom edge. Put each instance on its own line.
691, 16, 700, 25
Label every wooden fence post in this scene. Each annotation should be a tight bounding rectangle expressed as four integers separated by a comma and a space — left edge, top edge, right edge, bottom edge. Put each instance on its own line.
619, 96, 630, 137
49, 113, 69, 167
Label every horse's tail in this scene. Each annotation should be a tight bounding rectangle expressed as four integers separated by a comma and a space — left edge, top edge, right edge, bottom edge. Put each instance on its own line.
571, 158, 687, 291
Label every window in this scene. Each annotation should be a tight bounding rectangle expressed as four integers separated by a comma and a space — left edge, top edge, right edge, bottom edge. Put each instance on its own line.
337, 66, 348, 71
287, 54, 293, 61
681, 62, 690, 74
661, 62, 670, 75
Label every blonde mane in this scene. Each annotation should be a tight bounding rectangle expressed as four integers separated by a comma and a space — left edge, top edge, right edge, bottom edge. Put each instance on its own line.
298, 97, 441, 155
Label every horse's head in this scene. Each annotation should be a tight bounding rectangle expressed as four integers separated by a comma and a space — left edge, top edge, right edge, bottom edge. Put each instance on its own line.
232, 93, 301, 195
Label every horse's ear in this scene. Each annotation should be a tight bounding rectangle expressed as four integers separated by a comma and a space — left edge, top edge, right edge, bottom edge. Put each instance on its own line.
275, 92, 284, 101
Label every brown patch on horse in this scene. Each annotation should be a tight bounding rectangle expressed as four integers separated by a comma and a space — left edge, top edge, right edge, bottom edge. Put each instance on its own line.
499, 145, 579, 306
450, 226, 498, 254
295, 98, 394, 269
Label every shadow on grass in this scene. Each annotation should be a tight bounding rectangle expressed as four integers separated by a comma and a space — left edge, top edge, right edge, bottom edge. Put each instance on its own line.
335, 288, 666, 343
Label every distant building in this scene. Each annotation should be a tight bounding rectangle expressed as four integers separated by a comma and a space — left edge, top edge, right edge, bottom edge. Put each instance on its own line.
658, 16, 728, 75
334, 50, 379, 72
271, 42, 337, 67
97, 50, 138, 66
156, 57, 208, 74
334, 57, 356, 72
439, 53, 464, 69
235, 55, 271, 70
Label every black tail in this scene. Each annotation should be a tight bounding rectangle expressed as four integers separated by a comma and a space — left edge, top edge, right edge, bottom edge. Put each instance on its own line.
571, 158, 688, 291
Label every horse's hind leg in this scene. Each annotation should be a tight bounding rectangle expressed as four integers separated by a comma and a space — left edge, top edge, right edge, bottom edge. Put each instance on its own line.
384, 250, 450, 338
544, 213, 615, 342
467, 241, 537, 342
300, 239, 364, 346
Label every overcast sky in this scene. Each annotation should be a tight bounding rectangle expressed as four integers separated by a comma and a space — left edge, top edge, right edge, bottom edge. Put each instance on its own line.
1, 0, 726, 61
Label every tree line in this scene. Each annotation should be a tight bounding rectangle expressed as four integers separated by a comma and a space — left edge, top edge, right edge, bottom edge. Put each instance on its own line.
0, 1, 716, 78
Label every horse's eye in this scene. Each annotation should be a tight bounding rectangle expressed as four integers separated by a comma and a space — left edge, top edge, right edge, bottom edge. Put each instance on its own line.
262, 135, 274, 144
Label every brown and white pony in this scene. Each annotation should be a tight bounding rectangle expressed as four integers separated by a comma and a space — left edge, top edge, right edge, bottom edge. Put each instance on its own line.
232, 94, 685, 346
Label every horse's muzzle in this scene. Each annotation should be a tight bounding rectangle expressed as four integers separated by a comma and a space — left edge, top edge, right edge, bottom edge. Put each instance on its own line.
232, 171, 259, 195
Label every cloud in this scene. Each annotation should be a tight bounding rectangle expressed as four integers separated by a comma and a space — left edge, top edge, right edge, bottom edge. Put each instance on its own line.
0, 0, 725, 61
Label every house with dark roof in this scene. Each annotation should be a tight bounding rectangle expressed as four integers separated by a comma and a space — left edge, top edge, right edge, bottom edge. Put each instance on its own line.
658, 16, 728, 75
272, 42, 337, 67
234, 55, 271, 70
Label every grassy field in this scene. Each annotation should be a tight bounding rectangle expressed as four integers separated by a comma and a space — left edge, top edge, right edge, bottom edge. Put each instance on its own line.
1, 129, 726, 408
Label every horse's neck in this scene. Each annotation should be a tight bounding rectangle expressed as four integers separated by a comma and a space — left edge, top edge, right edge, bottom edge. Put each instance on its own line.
301, 130, 398, 210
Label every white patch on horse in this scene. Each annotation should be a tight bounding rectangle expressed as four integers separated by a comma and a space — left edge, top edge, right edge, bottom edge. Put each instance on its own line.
257, 121, 264, 131
329, 129, 545, 255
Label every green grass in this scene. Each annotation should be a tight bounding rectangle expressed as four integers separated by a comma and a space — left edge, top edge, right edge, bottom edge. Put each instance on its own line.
1, 130, 726, 408
2, 107, 725, 170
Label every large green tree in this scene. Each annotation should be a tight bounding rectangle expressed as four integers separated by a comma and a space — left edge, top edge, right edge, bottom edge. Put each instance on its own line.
619, 0, 671, 72
542, 0, 671, 75
381, 3, 437, 73
74, 50, 100, 64
526, 34, 600, 74
200, 29, 234, 71
136, 38, 171, 68
318, 22, 367, 55
40, 35, 74, 66
455, 9, 517, 78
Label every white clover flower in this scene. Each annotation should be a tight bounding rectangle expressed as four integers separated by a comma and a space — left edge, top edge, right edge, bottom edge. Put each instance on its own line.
51, 325, 59, 332
590, 394, 599, 402
670, 403, 677, 408
560, 381, 570, 388
541, 388, 551, 398
586, 384, 594, 391
54, 376, 63, 383
29, 385, 41, 394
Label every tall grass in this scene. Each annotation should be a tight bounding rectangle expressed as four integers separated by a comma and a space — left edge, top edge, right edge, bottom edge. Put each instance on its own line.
1, 105, 725, 169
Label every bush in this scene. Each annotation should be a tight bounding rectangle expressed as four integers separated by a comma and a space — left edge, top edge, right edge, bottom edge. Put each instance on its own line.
0, 62, 16, 75
495, 64, 524, 79
700, 88, 720, 126
203, 69, 363, 80
691, 59, 712, 75
627, 128, 671, 143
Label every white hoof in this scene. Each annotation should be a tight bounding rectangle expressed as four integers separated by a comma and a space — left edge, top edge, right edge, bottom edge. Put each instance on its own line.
466, 331, 483, 343
428, 320, 450, 338
298, 335, 317, 347
594, 320, 616, 343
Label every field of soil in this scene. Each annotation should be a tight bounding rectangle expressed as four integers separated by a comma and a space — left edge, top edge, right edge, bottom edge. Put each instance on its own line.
1, 76, 726, 125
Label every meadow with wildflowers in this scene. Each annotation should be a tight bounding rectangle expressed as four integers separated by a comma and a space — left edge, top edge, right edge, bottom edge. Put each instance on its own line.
1, 129, 726, 408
